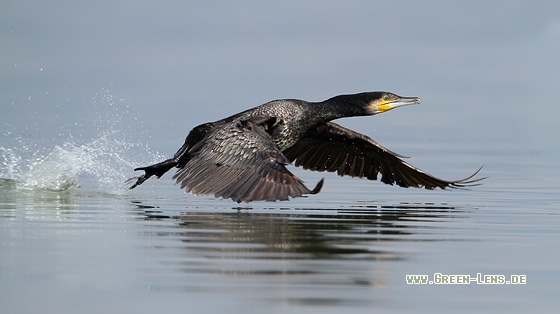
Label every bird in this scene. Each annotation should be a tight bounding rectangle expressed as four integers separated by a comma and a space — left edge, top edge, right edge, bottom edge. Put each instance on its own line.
127, 92, 484, 203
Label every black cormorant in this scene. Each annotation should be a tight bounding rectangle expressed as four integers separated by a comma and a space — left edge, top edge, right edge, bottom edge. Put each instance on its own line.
128, 92, 483, 202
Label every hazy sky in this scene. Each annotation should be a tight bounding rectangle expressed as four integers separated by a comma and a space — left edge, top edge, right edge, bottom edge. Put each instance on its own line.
2, 0, 559, 153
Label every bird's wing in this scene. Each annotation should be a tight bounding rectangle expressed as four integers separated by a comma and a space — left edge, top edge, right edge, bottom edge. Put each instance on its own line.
172, 117, 323, 203
283, 122, 483, 189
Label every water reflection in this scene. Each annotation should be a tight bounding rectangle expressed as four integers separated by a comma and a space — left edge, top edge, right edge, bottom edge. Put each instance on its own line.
132, 201, 469, 304
0, 178, 79, 219
136, 204, 466, 258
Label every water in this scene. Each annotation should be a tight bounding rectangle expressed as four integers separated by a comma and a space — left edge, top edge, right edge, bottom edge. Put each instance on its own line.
2, 2, 560, 312
1, 106, 558, 313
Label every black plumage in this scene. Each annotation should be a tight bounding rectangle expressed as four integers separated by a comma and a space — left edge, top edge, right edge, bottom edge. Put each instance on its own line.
128, 92, 483, 202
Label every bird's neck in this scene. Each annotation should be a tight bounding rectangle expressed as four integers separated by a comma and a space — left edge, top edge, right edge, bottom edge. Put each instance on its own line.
305, 97, 366, 125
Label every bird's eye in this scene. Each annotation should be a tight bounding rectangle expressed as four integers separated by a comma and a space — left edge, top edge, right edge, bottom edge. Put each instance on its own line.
383, 95, 389, 101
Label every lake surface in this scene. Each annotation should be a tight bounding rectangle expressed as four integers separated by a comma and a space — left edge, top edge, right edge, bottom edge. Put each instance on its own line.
1, 128, 558, 313
2, 2, 560, 312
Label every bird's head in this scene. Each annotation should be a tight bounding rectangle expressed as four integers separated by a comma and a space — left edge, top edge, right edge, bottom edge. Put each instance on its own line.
364, 92, 421, 115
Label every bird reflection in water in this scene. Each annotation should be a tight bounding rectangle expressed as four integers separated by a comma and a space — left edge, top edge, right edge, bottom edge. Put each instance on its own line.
134, 203, 467, 265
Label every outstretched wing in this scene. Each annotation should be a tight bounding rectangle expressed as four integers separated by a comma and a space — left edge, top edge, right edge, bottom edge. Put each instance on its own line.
283, 122, 483, 189
172, 117, 323, 203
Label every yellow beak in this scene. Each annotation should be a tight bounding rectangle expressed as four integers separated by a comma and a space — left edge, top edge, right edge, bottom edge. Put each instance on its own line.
377, 96, 422, 113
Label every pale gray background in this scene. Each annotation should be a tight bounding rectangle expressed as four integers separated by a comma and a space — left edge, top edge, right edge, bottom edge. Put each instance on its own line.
2, 2, 560, 313
3, 1, 559, 154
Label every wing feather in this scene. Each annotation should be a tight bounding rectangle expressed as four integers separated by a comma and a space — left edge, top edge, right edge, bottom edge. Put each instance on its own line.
283, 122, 484, 189
172, 117, 322, 202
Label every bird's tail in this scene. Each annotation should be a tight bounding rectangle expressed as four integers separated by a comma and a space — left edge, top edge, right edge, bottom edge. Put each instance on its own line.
126, 159, 177, 190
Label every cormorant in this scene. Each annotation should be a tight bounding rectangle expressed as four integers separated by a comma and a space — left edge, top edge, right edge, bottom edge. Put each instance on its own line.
128, 92, 483, 202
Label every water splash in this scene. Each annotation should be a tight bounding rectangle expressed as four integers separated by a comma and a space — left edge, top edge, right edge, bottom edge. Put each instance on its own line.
1, 130, 161, 193
0, 88, 163, 194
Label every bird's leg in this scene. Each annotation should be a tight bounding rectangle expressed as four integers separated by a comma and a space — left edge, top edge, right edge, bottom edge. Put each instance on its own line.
127, 158, 178, 189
